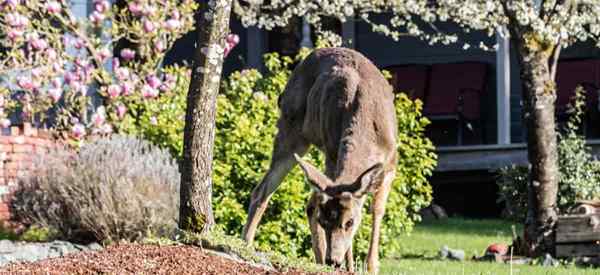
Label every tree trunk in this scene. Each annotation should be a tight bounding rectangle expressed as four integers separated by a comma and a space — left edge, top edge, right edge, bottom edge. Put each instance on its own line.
179, 0, 233, 233
514, 37, 560, 256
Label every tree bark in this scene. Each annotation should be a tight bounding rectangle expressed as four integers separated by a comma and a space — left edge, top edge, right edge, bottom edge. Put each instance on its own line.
513, 35, 560, 256
179, 0, 232, 233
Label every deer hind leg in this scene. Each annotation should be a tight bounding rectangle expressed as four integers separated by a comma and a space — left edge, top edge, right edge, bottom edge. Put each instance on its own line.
366, 170, 395, 274
242, 123, 308, 244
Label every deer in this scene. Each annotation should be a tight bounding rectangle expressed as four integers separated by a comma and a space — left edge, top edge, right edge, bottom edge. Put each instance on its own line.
242, 47, 397, 274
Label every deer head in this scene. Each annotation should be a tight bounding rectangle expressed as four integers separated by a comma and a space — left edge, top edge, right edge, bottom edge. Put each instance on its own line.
294, 154, 384, 267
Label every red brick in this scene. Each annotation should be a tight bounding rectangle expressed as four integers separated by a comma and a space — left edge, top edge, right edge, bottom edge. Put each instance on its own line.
8, 136, 25, 145
12, 144, 33, 153
29, 137, 51, 147
5, 169, 18, 178
8, 153, 32, 162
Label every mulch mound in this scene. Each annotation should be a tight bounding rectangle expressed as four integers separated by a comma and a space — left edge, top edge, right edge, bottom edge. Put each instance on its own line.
0, 244, 349, 275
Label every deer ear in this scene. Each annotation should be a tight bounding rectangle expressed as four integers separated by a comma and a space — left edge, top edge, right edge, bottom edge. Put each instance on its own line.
350, 163, 385, 197
294, 154, 333, 192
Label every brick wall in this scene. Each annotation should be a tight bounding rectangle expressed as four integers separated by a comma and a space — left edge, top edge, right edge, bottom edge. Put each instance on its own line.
0, 124, 54, 223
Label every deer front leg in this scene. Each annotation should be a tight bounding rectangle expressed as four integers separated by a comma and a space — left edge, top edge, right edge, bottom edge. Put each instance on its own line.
367, 171, 394, 274
242, 128, 308, 244
345, 244, 354, 272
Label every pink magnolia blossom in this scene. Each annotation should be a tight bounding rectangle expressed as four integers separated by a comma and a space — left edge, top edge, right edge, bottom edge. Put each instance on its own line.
149, 116, 158, 125
46, 1, 61, 14
6, 13, 28, 28
141, 84, 158, 98
115, 67, 130, 81
31, 68, 42, 78
112, 57, 120, 71
154, 40, 165, 52
4, 0, 18, 9
46, 48, 58, 60
121, 82, 134, 96
146, 75, 161, 89
227, 34, 240, 45
143, 19, 155, 33
107, 84, 121, 98
7, 29, 23, 41
89, 11, 105, 25
98, 47, 111, 60
128, 2, 143, 16
17, 77, 34, 91
74, 39, 85, 49
91, 107, 106, 127
51, 78, 62, 88
64, 71, 79, 84
0, 119, 11, 129
120, 48, 135, 60
48, 88, 62, 102
30, 38, 48, 51
116, 104, 127, 119
172, 10, 180, 20
71, 123, 85, 139
94, 0, 110, 13
165, 19, 181, 31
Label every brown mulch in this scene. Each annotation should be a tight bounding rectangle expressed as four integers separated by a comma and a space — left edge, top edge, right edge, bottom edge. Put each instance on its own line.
0, 244, 350, 275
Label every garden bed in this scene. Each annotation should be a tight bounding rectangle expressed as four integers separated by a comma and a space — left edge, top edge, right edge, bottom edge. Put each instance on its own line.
0, 243, 349, 274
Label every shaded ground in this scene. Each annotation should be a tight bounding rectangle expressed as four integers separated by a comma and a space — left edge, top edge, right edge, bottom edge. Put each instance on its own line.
0, 244, 349, 275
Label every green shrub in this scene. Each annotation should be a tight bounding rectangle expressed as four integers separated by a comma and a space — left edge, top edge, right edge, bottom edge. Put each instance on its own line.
12, 135, 180, 243
119, 50, 436, 257
497, 87, 600, 220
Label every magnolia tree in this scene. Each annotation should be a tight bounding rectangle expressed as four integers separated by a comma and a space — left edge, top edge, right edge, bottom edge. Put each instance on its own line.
0, 0, 197, 141
234, 0, 600, 256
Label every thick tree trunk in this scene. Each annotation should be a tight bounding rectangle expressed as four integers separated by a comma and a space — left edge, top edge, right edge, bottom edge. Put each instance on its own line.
179, 0, 232, 233
514, 39, 560, 256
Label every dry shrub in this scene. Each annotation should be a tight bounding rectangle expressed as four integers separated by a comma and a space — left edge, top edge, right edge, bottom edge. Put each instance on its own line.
12, 135, 180, 243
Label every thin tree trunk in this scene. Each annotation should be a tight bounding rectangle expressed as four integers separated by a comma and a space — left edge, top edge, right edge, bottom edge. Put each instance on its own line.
514, 38, 560, 256
179, 0, 233, 233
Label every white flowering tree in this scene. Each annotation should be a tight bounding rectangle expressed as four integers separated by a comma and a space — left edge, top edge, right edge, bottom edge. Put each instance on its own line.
234, 0, 600, 256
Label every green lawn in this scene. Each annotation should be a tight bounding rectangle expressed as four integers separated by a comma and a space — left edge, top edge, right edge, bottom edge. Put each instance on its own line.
380, 218, 598, 275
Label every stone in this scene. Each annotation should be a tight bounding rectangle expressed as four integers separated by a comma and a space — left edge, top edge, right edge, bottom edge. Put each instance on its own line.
0, 240, 15, 253
541, 253, 559, 267
87, 243, 102, 251
439, 245, 465, 261
0, 240, 103, 267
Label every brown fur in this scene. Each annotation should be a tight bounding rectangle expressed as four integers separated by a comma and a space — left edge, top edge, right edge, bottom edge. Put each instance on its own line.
242, 48, 397, 274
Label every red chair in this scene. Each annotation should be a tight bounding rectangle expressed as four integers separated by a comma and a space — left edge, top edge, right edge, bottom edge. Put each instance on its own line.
424, 62, 488, 145
555, 59, 599, 114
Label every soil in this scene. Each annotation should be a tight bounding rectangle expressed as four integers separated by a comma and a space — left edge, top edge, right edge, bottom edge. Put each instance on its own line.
0, 244, 350, 275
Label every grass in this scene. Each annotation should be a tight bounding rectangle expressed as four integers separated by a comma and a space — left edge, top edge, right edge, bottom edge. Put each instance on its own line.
380, 218, 598, 275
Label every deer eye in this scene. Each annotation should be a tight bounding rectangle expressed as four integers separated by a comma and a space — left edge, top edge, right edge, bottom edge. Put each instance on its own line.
345, 219, 354, 230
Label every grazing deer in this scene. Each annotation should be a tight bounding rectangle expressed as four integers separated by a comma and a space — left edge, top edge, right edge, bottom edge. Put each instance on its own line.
242, 47, 397, 274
